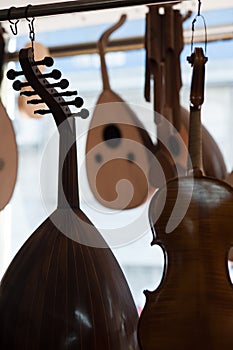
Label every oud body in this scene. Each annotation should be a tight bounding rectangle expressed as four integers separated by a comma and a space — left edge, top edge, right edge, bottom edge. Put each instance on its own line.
0, 47, 139, 349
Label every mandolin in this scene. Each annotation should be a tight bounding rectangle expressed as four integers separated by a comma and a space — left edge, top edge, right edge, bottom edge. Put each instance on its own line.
86, 15, 156, 210
0, 25, 18, 210
138, 47, 233, 349
0, 47, 139, 349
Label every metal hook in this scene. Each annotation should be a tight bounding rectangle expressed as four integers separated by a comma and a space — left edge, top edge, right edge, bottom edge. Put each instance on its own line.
191, 0, 207, 54
25, 5, 35, 51
8, 7, 19, 36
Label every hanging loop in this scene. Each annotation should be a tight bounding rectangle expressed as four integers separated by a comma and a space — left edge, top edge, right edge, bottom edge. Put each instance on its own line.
25, 5, 35, 49
191, 0, 207, 55
8, 7, 19, 36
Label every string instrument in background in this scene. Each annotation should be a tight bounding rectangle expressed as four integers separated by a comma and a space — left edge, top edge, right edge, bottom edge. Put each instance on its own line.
138, 48, 233, 350
145, 6, 227, 184
0, 25, 18, 210
86, 15, 156, 210
17, 41, 49, 118
0, 47, 139, 349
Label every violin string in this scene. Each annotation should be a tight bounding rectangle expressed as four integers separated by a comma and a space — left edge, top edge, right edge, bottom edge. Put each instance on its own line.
191, 0, 207, 54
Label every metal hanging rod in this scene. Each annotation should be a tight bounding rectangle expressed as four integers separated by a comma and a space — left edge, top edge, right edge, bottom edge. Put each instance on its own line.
6, 23, 233, 63
0, 0, 185, 21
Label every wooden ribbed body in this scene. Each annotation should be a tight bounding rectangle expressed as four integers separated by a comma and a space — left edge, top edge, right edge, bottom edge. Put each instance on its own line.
0, 47, 139, 349
0, 208, 138, 349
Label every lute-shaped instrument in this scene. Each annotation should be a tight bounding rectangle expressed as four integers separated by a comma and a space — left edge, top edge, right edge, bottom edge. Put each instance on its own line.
138, 47, 233, 349
0, 25, 18, 210
86, 15, 156, 210
0, 47, 139, 349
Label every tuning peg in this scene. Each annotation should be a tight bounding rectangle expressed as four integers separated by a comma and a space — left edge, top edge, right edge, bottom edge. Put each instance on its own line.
12, 80, 30, 91
61, 97, 84, 108
34, 109, 51, 115
7, 69, 24, 80
46, 79, 69, 90
20, 90, 37, 97
53, 91, 78, 97
39, 69, 62, 80
72, 108, 89, 119
32, 56, 54, 67
27, 98, 43, 105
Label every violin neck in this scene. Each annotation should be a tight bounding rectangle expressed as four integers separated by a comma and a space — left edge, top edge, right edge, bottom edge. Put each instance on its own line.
58, 117, 79, 209
187, 106, 203, 174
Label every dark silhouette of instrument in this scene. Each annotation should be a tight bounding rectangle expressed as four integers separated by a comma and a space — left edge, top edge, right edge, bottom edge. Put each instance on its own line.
0, 47, 139, 349
138, 47, 233, 350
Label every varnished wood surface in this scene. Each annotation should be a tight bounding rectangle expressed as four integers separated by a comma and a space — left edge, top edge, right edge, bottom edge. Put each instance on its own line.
138, 48, 232, 350
0, 208, 139, 349
138, 176, 233, 349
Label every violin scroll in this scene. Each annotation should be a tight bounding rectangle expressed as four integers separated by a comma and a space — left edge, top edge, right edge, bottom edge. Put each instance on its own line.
187, 48, 208, 109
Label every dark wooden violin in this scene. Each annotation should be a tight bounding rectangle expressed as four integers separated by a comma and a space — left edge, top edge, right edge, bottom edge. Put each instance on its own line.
0, 25, 18, 210
138, 47, 233, 349
0, 47, 139, 349
86, 15, 156, 210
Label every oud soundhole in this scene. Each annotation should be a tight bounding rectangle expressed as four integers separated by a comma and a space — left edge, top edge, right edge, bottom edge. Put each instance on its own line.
127, 152, 135, 162
95, 153, 103, 163
103, 124, 122, 148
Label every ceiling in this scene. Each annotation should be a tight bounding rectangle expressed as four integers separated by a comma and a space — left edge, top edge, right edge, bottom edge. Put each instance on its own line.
0, 0, 232, 35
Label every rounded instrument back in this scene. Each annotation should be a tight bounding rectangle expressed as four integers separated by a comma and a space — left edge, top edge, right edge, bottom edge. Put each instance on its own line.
0, 101, 17, 210
86, 90, 155, 209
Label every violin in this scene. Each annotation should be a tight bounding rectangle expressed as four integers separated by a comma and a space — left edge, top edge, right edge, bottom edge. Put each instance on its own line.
138, 47, 233, 349
86, 15, 156, 210
0, 25, 17, 210
0, 47, 139, 349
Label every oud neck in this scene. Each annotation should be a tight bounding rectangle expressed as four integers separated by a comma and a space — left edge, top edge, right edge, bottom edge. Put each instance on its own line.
58, 118, 79, 209
99, 46, 111, 91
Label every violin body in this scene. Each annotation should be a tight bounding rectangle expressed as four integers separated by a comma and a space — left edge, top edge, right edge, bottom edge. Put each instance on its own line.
0, 100, 17, 210
138, 175, 233, 349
